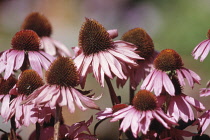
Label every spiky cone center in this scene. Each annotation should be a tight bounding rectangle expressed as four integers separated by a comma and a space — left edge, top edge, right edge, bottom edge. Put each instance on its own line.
79, 18, 114, 55
121, 28, 154, 59
132, 90, 157, 111
17, 70, 44, 95
154, 49, 183, 71
11, 30, 40, 51
0, 76, 17, 95
46, 57, 79, 87
112, 104, 128, 113
21, 12, 52, 37
207, 29, 210, 39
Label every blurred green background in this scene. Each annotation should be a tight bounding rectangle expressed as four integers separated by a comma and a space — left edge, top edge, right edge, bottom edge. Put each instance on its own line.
0, 0, 210, 139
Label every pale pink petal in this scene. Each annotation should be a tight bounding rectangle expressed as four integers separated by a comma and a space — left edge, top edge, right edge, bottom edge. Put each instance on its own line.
177, 96, 194, 122
28, 51, 43, 77
103, 52, 125, 79
114, 45, 142, 60
35, 52, 53, 70
92, 54, 100, 82
111, 110, 130, 122
49, 90, 61, 108
70, 88, 86, 111
71, 88, 100, 110
112, 105, 133, 116
188, 69, 201, 84
162, 72, 175, 96
143, 111, 153, 134
120, 109, 135, 132
180, 68, 193, 88
1, 94, 10, 118
58, 86, 67, 106
108, 49, 138, 66
74, 52, 85, 72
184, 94, 205, 111
176, 69, 185, 86
168, 99, 180, 121
153, 111, 170, 129
35, 86, 58, 105
141, 70, 156, 91
192, 40, 208, 60
81, 55, 93, 77
53, 39, 72, 57
39, 51, 55, 62
98, 65, 104, 87
200, 42, 210, 61
153, 70, 163, 96
98, 52, 112, 79
131, 110, 140, 138
14, 50, 25, 70
41, 37, 56, 56
4, 50, 19, 79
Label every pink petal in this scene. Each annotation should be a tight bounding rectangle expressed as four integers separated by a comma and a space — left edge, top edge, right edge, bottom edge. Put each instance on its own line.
108, 49, 137, 66
162, 72, 175, 96
39, 51, 55, 62
180, 68, 193, 88
141, 70, 155, 90
71, 88, 100, 110
103, 52, 125, 79
176, 69, 185, 86
153, 111, 170, 129
28, 51, 43, 77
81, 55, 92, 77
184, 94, 205, 111
58, 86, 67, 106
98, 52, 113, 79
41, 37, 56, 56
120, 109, 135, 132
130, 110, 140, 138
92, 54, 100, 82
153, 70, 163, 96
1, 95, 10, 118
70, 88, 86, 111
53, 39, 71, 57
66, 88, 75, 113
4, 50, 19, 79
14, 50, 25, 70
49, 90, 61, 108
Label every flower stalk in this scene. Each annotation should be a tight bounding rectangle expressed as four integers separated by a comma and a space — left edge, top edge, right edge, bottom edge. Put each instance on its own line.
54, 104, 62, 140
105, 76, 120, 105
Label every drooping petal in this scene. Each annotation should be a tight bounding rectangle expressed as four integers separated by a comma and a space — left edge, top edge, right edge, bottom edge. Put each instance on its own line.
28, 51, 43, 77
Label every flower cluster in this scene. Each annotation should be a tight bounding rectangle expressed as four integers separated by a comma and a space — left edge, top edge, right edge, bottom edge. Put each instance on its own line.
0, 11, 210, 140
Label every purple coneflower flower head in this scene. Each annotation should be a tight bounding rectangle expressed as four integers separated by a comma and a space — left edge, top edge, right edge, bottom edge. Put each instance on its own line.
200, 81, 210, 97
0, 75, 17, 118
192, 29, 210, 61
141, 49, 201, 96
117, 27, 158, 89
73, 18, 143, 88
193, 109, 210, 135
24, 57, 100, 113
0, 30, 55, 79
21, 12, 71, 57
5, 70, 53, 128
157, 77, 205, 122
110, 90, 177, 138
